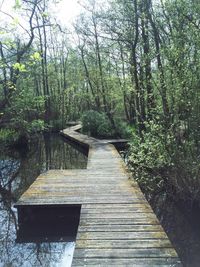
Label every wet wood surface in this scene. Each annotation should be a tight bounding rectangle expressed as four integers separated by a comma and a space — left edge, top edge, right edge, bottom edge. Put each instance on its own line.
16, 125, 181, 266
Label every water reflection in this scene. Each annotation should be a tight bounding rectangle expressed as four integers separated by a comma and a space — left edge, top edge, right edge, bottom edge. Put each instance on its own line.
0, 240, 75, 267
17, 205, 81, 243
0, 133, 87, 267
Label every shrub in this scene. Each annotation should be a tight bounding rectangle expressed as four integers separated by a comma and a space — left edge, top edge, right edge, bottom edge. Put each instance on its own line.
0, 128, 20, 146
47, 119, 63, 132
127, 121, 172, 194
114, 120, 134, 139
166, 138, 200, 202
127, 120, 200, 203
9, 118, 45, 136
97, 120, 115, 138
81, 110, 113, 138
28, 119, 45, 133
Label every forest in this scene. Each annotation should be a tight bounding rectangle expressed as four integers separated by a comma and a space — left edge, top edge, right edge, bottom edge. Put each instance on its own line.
1, 0, 200, 209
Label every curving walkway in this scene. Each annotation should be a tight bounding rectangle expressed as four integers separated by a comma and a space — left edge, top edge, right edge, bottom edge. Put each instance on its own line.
16, 125, 182, 266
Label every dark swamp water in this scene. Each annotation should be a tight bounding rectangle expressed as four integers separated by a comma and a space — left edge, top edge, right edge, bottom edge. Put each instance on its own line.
0, 133, 87, 267
0, 133, 200, 267
148, 192, 200, 267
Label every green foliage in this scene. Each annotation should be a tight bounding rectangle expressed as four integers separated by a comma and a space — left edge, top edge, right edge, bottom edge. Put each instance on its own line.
48, 119, 63, 131
128, 120, 200, 202
14, 0, 21, 9
30, 52, 41, 62
81, 110, 114, 138
97, 120, 114, 138
4, 87, 45, 137
82, 111, 132, 138
128, 121, 171, 193
166, 135, 200, 202
0, 128, 20, 146
13, 62, 26, 72
114, 120, 133, 139
28, 119, 45, 133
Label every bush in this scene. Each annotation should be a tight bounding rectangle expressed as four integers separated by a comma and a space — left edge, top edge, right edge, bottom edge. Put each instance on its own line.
114, 120, 134, 139
166, 138, 200, 202
9, 118, 45, 136
127, 121, 172, 194
81, 110, 134, 138
97, 120, 115, 137
28, 119, 45, 133
127, 120, 200, 203
81, 110, 114, 138
0, 128, 20, 146
48, 119, 63, 131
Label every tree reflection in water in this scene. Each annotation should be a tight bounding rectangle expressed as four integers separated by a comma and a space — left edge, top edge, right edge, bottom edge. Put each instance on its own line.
0, 133, 87, 266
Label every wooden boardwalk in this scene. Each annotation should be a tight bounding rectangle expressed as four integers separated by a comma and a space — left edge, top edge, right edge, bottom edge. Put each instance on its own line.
15, 125, 181, 266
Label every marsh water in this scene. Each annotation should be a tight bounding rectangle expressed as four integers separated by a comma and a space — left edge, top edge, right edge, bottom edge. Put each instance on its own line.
0, 133, 200, 267
148, 192, 200, 267
0, 133, 87, 267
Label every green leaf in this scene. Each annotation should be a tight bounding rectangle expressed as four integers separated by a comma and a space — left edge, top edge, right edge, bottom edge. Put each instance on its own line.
30, 52, 41, 61
14, 0, 21, 9
13, 62, 26, 72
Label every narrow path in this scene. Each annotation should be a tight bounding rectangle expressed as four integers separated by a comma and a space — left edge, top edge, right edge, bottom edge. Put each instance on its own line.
15, 125, 182, 266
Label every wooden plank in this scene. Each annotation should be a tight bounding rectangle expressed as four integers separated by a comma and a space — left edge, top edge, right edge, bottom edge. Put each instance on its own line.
73, 248, 178, 258
16, 200, 147, 206
76, 231, 168, 240
79, 213, 157, 219
78, 224, 163, 232
17, 196, 145, 202
80, 209, 153, 214
72, 258, 182, 266
79, 218, 160, 225
20, 187, 142, 194
81, 206, 153, 213
82, 203, 151, 209
75, 239, 173, 249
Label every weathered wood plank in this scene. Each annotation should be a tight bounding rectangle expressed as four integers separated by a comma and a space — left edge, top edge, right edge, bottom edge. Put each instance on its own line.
17, 200, 147, 206
79, 218, 160, 225
73, 248, 178, 258
18, 196, 135, 202
79, 213, 157, 220
78, 224, 163, 232
20, 187, 142, 194
75, 239, 173, 249
82, 203, 151, 209
76, 231, 168, 240
71, 258, 181, 267
81, 206, 152, 213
